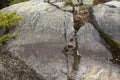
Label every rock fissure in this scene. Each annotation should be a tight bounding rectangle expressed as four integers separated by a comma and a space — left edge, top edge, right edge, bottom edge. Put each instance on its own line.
44, 1, 83, 80
1, 0, 120, 80
63, 32, 81, 80
66, 6, 92, 80
62, 16, 81, 80
45, 0, 84, 14
89, 7, 120, 65
45, 1, 92, 80
67, 31, 81, 80
45, 1, 73, 13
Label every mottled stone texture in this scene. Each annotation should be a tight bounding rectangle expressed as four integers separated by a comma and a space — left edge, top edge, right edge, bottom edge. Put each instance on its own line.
1, 1, 75, 80
92, 3, 120, 43
1, 1, 120, 80
0, 51, 46, 80
75, 23, 120, 80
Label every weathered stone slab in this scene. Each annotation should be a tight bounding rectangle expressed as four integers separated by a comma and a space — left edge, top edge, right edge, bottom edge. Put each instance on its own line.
1, 1, 75, 80
75, 23, 120, 80
0, 51, 46, 80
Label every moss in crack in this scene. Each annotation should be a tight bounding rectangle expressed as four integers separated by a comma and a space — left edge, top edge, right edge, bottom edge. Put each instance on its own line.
0, 34, 17, 47
92, 26, 120, 64
68, 50, 81, 80
64, 0, 72, 5
0, 11, 21, 47
89, 7, 120, 65
94, 0, 109, 5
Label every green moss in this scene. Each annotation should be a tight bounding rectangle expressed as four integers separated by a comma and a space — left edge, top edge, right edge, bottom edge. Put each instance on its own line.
79, 5, 85, 11
64, 0, 72, 5
95, 26, 120, 64
0, 11, 22, 29
9, 0, 28, 5
94, 0, 109, 4
99, 30, 120, 52
0, 11, 21, 47
94, 0, 100, 4
0, 34, 17, 47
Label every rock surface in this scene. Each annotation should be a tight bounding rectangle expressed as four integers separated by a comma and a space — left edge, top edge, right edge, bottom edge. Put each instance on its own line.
2, 1, 74, 44
75, 23, 120, 80
1, 0, 120, 80
92, 2, 120, 44
1, 1, 75, 80
105, 1, 120, 8
83, 0, 94, 6
0, 51, 46, 80
30, 0, 63, 3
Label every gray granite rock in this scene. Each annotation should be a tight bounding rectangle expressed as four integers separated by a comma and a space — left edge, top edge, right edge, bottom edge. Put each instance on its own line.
1, 1, 75, 80
105, 1, 120, 8
83, 0, 94, 6
0, 51, 46, 80
112, 0, 120, 1
75, 23, 120, 80
92, 3, 120, 44
52, 2, 74, 12
1, 0, 120, 80
2, 1, 74, 45
30, 0, 63, 3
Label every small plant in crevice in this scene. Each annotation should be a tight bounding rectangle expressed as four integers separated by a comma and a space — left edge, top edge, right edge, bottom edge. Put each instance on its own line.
0, 34, 17, 47
103, 35, 120, 64
79, 5, 85, 11
64, 0, 90, 31
0, 11, 22, 47
9, 0, 28, 5
0, 11, 22, 31
94, 0, 109, 5
94, 0, 100, 4
64, 0, 72, 5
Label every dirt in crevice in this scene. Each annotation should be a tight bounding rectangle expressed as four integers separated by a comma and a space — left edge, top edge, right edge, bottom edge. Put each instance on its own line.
62, 10, 82, 80
61, 2, 91, 80
67, 31, 81, 80
63, 31, 81, 80
73, 9, 91, 31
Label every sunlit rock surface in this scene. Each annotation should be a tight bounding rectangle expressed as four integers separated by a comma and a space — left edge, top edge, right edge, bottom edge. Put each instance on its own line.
75, 23, 120, 80
1, 0, 120, 80
1, 1, 75, 80
105, 1, 120, 8
92, 2, 120, 43
83, 0, 94, 6
30, 0, 63, 3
